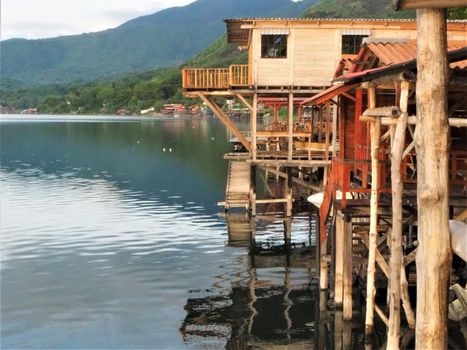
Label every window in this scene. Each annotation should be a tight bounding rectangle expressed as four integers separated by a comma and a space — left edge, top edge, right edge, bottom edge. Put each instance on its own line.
261, 35, 287, 58
342, 35, 368, 55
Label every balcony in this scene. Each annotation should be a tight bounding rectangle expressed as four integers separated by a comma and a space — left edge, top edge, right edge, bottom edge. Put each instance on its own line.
182, 65, 250, 90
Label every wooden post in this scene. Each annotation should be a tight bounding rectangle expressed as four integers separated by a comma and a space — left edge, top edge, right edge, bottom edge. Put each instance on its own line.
387, 80, 409, 349
288, 93, 294, 161
343, 216, 353, 321
335, 213, 345, 307
323, 102, 332, 186
318, 105, 323, 142
250, 165, 257, 217
415, 9, 451, 350
285, 167, 293, 217
252, 93, 258, 160
365, 86, 380, 336
332, 101, 338, 157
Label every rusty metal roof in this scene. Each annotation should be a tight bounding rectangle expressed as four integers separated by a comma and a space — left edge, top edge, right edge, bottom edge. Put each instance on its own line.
337, 41, 467, 76
335, 46, 467, 84
366, 41, 467, 66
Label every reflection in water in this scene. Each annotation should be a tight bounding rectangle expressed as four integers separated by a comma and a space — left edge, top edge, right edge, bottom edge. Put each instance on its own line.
181, 213, 319, 349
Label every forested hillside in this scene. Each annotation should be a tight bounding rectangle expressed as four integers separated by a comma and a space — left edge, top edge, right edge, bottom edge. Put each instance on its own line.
0, 0, 314, 86
3, 35, 247, 114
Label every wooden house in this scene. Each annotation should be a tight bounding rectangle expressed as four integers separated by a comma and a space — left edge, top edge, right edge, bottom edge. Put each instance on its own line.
183, 18, 466, 91
182, 18, 465, 215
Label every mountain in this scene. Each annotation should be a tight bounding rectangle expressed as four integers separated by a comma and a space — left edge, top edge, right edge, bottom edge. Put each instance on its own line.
0, 0, 316, 86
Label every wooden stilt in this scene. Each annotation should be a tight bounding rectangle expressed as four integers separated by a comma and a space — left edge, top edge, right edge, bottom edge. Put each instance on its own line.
320, 242, 329, 291
288, 93, 294, 161
250, 165, 257, 217
318, 105, 323, 142
335, 212, 345, 307
415, 9, 451, 350
387, 80, 409, 349
365, 86, 380, 337
252, 93, 258, 160
285, 167, 293, 217
332, 101, 338, 157
343, 217, 353, 321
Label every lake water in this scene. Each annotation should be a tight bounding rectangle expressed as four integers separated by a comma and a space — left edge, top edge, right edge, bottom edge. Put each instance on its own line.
0, 115, 325, 349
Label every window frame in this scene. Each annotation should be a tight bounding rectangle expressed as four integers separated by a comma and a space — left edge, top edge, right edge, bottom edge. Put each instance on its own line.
261, 34, 288, 59
341, 34, 368, 55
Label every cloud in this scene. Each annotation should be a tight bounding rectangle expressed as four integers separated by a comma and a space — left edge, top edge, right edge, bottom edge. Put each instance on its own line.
1, 0, 195, 40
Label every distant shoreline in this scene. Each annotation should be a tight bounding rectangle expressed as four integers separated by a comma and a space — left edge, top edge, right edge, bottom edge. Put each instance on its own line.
0, 114, 211, 122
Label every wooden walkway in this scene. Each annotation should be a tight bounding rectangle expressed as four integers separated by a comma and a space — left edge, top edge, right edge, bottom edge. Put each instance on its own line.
219, 161, 251, 210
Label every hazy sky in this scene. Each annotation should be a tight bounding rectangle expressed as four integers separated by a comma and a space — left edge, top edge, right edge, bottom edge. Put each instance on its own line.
1, 0, 196, 40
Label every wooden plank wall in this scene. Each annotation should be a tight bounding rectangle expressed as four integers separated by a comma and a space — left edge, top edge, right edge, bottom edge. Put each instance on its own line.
249, 22, 465, 88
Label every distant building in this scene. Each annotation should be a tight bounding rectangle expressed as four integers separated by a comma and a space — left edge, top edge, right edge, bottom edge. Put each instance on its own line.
160, 104, 186, 114
116, 108, 131, 116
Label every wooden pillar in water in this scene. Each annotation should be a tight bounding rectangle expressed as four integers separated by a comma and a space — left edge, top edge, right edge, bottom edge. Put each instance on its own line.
365, 86, 380, 336
251, 93, 258, 160
415, 9, 451, 350
335, 212, 345, 307
288, 93, 294, 161
250, 165, 257, 217
343, 216, 353, 321
285, 167, 293, 217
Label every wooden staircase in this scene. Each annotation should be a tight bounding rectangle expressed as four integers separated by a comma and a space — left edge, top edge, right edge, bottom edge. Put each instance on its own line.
220, 161, 251, 210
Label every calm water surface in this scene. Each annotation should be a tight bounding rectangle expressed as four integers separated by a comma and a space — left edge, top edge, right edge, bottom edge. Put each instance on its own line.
0, 115, 321, 349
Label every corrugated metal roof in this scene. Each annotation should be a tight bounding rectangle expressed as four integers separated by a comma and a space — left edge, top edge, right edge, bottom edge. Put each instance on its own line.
224, 17, 467, 23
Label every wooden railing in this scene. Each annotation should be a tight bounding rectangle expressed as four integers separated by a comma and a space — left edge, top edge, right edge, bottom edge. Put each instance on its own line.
182, 65, 250, 90
229, 65, 250, 86
182, 68, 229, 89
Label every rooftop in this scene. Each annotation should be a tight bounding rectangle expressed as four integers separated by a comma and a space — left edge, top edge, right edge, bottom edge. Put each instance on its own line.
224, 17, 467, 46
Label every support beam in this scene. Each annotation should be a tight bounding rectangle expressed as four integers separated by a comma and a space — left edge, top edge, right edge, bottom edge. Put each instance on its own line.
387, 80, 409, 349
288, 93, 294, 161
343, 217, 353, 321
259, 166, 322, 192
360, 116, 467, 128
251, 93, 258, 160
250, 165, 257, 216
236, 94, 253, 111
335, 213, 345, 307
249, 160, 331, 168
365, 86, 380, 337
198, 93, 252, 152
332, 101, 338, 157
285, 167, 293, 217
415, 9, 451, 350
